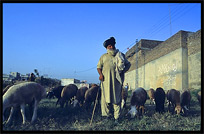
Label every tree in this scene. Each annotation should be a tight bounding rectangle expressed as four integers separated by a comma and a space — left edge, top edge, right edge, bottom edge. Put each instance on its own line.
34, 69, 40, 77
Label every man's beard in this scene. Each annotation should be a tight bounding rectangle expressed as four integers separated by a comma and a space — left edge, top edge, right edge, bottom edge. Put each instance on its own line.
107, 49, 116, 56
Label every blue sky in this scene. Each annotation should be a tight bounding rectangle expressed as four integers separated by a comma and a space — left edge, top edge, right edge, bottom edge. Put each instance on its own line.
3, 3, 201, 84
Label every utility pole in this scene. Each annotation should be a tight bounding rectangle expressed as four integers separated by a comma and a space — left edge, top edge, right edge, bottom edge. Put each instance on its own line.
135, 39, 151, 90
135, 39, 138, 90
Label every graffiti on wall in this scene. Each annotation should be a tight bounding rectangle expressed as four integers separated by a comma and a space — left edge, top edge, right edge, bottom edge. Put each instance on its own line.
158, 63, 177, 86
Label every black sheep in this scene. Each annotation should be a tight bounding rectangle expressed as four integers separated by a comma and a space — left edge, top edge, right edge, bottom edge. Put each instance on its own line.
128, 87, 147, 118
154, 87, 165, 113
46, 86, 64, 106
181, 90, 191, 115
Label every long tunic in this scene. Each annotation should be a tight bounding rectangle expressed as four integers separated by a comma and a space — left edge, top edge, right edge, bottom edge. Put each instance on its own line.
97, 52, 130, 104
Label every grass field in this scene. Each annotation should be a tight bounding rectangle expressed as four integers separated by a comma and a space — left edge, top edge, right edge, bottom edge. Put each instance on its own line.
2, 89, 202, 132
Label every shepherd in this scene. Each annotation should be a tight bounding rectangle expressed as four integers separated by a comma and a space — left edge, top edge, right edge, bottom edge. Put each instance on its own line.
97, 37, 130, 124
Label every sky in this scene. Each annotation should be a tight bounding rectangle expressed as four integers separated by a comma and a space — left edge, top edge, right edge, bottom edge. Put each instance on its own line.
2, 3, 201, 84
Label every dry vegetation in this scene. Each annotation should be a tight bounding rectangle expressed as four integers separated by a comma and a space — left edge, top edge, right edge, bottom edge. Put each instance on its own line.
2, 89, 202, 132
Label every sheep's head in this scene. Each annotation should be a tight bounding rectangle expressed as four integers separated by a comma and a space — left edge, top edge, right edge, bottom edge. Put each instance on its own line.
128, 106, 138, 118
175, 105, 182, 114
72, 99, 80, 108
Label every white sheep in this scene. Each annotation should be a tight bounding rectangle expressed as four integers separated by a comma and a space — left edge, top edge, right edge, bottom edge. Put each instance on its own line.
3, 82, 46, 125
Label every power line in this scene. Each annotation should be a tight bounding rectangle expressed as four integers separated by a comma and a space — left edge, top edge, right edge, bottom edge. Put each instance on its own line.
135, 3, 184, 40
120, 4, 187, 54
121, 41, 136, 52
75, 66, 97, 73
147, 4, 197, 39
75, 4, 198, 73
140, 4, 190, 39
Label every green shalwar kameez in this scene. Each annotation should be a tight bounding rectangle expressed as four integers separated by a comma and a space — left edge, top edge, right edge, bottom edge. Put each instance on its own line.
97, 52, 125, 119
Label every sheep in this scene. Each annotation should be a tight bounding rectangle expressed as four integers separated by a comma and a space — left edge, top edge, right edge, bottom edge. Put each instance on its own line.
59, 84, 78, 108
91, 84, 98, 87
154, 87, 165, 113
180, 90, 191, 115
3, 83, 34, 121
3, 82, 46, 125
46, 86, 64, 106
128, 87, 147, 118
167, 89, 183, 115
148, 88, 155, 105
84, 85, 101, 110
3, 85, 13, 95
121, 86, 128, 109
72, 86, 88, 108
197, 91, 201, 106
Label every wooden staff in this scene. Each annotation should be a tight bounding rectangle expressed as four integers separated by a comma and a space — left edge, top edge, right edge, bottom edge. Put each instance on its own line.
89, 83, 100, 126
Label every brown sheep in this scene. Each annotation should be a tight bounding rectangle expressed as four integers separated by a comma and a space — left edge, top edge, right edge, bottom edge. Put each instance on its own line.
180, 90, 191, 115
154, 87, 165, 113
167, 89, 183, 115
197, 91, 201, 106
148, 88, 155, 105
3, 82, 46, 124
84, 85, 101, 110
128, 87, 147, 118
72, 86, 88, 107
59, 84, 78, 108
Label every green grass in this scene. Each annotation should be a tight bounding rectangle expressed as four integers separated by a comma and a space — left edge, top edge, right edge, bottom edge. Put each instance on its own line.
3, 90, 201, 131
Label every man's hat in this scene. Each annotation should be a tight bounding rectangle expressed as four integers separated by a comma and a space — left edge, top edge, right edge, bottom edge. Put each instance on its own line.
103, 37, 116, 48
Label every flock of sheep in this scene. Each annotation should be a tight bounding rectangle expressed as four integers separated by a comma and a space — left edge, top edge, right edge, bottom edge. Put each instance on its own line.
2, 81, 201, 125
127, 87, 200, 118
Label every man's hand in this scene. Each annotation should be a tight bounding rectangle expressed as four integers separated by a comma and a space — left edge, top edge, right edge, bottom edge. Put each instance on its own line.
99, 74, 104, 81
97, 68, 104, 81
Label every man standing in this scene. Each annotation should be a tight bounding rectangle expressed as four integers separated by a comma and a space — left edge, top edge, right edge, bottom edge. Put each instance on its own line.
29, 73, 36, 82
97, 37, 130, 124
124, 83, 129, 91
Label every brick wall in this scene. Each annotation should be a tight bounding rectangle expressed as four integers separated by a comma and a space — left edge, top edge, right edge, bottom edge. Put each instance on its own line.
124, 30, 201, 90
187, 30, 201, 89
127, 30, 192, 72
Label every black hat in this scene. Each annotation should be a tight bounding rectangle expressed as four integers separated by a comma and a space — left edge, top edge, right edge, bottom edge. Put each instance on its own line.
103, 37, 116, 48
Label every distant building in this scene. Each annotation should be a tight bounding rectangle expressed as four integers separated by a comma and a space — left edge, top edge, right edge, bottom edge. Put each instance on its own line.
61, 78, 80, 86
20, 74, 30, 81
3, 72, 30, 82
10, 72, 21, 80
61, 78, 89, 89
3, 74, 11, 81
